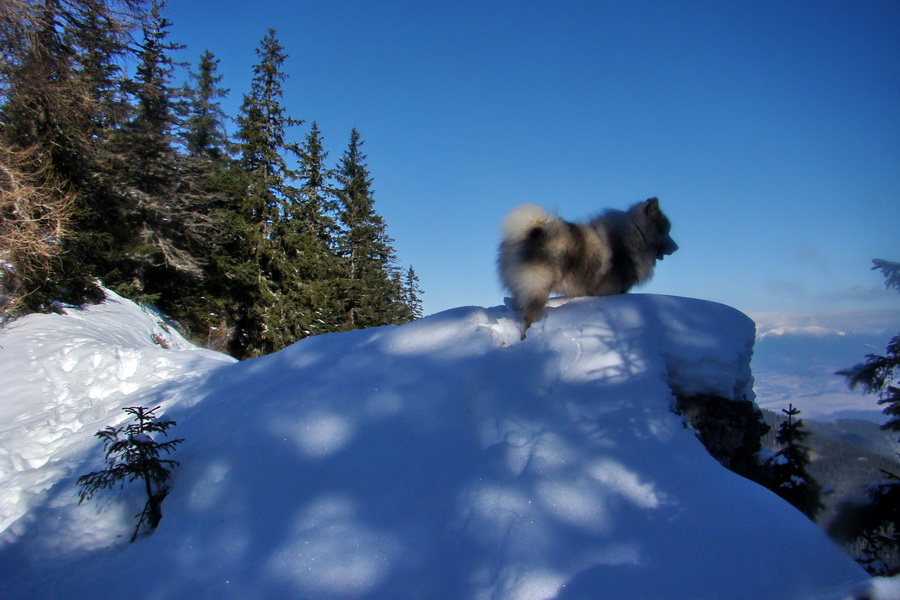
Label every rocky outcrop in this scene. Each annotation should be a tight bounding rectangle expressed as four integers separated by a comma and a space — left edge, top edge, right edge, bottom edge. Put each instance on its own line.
674, 393, 771, 485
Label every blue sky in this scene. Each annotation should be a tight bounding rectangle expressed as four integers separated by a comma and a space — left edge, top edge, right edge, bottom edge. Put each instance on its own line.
166, 0, 900, 318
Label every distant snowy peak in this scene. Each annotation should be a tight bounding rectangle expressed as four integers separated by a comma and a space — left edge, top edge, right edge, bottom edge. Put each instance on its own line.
746, 309, 898, 421
749, 309, 900, 340
758, 325, 847, 339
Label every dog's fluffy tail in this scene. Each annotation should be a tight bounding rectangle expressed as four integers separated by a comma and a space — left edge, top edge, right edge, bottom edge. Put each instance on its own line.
500, 204, 552, 244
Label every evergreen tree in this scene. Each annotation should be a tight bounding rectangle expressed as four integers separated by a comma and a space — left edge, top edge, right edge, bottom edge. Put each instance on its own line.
403, 265, 424, 320
830, 472, 900, 576
77, 405, 183, 542
107, 0, 193, 300
293, 121, 343, 333
334, 128, 405, 329
297, 121, 338, 249
2, 5, 422, 353
232, 28, 298, 356
837, 260, 900, 437
90, 0, 220, 343
167, 49, 235, 346
180, 49, 230, 160
833, 258, 900, 573
69, 0, 136, 131
0, 1, 31, 90
234, 29, 300, 230
1, 0, 133, 155
766, 404, 822, 520
0, 0, 141, 310
872, 259, 900, 293
839, 335, 900, 437
226, 29, 333, 357
60, 0, 142, 303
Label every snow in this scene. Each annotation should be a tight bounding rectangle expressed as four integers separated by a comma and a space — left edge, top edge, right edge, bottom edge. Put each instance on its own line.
128, 433, 155, 445
0, 289, 234, 535
0, 291, 886, 599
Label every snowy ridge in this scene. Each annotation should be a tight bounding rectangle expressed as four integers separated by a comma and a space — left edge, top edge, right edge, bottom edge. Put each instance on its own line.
0, 293, 884, 599
0, 289, 235, 533
758, 325, 846, 339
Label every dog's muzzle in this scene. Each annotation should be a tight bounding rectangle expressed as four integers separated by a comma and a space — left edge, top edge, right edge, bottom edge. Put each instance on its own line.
657, 238, 679, 260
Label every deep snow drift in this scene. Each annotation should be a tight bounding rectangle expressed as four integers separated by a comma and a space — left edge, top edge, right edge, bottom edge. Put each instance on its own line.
0, 292, 883, 599
0, 290, 235, 534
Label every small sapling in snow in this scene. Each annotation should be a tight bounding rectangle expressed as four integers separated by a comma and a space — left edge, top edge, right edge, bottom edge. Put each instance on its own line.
77, 406, 184, 541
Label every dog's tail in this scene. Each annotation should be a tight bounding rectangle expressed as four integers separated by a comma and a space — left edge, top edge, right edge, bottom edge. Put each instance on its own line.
500, 204, 552, 244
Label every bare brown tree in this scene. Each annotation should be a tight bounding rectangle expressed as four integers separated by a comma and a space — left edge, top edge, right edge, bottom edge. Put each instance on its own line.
0, 142, 73, 317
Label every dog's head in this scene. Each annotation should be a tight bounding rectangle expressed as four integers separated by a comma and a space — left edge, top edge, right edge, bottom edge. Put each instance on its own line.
636, 197, 678, 260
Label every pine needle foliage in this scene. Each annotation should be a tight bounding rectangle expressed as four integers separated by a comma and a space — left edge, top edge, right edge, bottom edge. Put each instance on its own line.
831, 258, 900, 574
766, 404, 823, 520
836, 260, 900, 437
837, 334, 900, 436
77, 405, 183, 542
1, 5, 424, 356
181, 49, 230, 160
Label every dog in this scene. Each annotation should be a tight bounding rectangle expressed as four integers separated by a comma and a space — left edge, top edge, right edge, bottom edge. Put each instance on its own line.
498, 197, 678, 338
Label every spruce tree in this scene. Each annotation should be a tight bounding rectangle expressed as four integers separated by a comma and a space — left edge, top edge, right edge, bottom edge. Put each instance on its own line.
334, 128, 405, 329
293, 121, 343, 334
58, 0, 140, 304
227, 29, 330, 357
403, 265, 424, 320
170, 49, 235, 345
838, 260, 900, 440
181, 49, 230, 160
234, 29, 300, 231
297, 122, 338, 249
69, 0, 136, 131
837, 260, 900, 437
90, 0, 219, 347
77, 405, 183, 542
767, 404, 822, 520
833, 258, 900, 574
107, 0, 193, 300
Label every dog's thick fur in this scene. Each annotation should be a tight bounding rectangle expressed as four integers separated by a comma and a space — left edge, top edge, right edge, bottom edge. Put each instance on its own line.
498, 197, 678, 337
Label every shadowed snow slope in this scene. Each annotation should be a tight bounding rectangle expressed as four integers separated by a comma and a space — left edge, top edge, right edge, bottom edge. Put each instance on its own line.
0, 293, 877, 599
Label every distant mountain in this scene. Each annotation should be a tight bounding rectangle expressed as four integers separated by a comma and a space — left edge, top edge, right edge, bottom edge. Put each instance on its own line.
749, 310, 900, 422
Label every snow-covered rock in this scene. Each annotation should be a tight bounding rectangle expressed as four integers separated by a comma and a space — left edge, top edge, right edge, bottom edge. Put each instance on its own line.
0, 293, 877, 599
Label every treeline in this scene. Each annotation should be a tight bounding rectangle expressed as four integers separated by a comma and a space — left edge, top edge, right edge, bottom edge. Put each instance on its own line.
0, 0, 423, 359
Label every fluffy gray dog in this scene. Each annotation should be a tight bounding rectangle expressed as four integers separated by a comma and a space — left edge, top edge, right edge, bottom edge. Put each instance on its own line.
498, 197, 678, 337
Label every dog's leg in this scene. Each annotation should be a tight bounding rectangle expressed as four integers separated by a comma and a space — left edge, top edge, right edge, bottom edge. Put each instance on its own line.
513, 264, 554, 340
520, 296, 548, 340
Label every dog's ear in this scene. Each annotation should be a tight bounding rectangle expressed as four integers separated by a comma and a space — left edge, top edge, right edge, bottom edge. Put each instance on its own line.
643, 197, 660, 216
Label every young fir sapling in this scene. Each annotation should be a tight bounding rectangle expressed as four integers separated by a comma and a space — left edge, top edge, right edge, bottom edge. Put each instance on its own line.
77, 406, 183, 542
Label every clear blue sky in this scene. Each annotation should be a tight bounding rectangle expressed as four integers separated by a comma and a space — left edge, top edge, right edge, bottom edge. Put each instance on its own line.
166, 0, 900, 318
